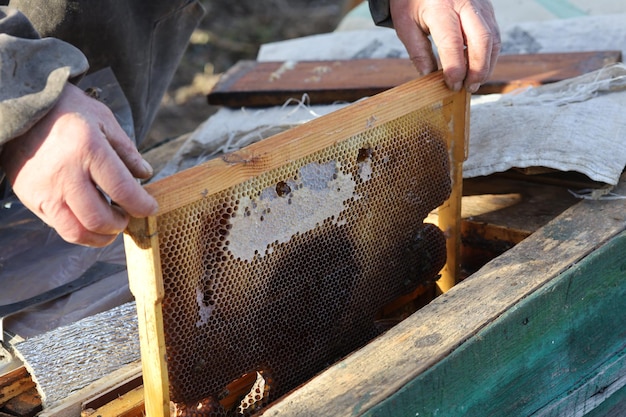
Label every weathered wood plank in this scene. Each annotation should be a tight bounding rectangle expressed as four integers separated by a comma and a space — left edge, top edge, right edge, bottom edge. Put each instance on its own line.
0, 367, 35, 408
363, 230, 626, 416
537, 344, 626, 417
207, 51, 622, 107
261, 174, 626, 416
1, 387, 42, 417
585, 384, 626, 417
82, 385, 145, 417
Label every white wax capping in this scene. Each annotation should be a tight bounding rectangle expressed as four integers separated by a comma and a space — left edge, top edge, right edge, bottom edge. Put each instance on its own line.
228, 161, 359, 261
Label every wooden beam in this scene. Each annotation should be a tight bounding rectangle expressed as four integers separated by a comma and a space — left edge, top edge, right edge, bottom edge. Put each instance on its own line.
123, 217, 169, 417
82, 385, 145, 417
145, 71, 460, 215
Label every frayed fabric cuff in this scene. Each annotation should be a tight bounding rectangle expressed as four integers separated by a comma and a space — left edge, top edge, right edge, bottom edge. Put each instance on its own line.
0, 35, 88, 145
368, 0, 393, 28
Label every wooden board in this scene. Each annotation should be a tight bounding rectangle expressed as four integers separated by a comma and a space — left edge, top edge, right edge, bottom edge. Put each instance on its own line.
364, 230, 626, 417
0, 367, 35, 408
1, 387, 41, 417
82, 385, 145, 417
207, 51, 622, 107
260, 173, 626, 416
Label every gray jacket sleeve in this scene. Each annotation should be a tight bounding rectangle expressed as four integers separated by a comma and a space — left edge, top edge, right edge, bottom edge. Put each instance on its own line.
368, 0, 393, 28
0, 7, 88, 146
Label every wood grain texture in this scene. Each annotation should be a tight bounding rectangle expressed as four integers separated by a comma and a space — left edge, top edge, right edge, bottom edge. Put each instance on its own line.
0, 367, 35, 408
145, 71, 460, 215
82, 385, 145, 417
436, 91, 469, 292
260, 174, 626, 416
207, 51, 622, 107
123, 217, 169, 417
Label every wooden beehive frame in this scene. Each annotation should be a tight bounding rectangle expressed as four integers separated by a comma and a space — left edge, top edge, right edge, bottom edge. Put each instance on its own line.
123, 71, 469, 417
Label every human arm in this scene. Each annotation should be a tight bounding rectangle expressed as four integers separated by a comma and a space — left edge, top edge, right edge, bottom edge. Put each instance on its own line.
0, 83, 158, 247
368, 0, 500, 92
0, 7, 157, 247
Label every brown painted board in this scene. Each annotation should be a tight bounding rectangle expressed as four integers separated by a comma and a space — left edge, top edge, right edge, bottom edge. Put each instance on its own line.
207, 51, 622, 107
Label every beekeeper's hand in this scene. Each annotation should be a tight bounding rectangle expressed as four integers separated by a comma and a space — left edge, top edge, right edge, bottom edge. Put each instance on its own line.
390, 0, 500, 92
1, 83, 158, 247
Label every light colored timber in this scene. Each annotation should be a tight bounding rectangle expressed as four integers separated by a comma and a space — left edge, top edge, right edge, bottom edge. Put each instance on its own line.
435, 88, 469, 292
38, 362, 141, 417
143, 71, 460, 216
123, 216, 169, 417
82, 385, 145, 417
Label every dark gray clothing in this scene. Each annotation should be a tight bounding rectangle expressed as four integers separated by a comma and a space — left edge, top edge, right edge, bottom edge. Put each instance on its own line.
0, 1, 390, 147
0, 7, 88, 145
368, 0, 392, 28
0, 0, 205, 145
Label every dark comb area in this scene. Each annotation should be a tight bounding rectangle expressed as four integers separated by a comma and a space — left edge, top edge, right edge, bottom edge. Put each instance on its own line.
154, 111, 451, 415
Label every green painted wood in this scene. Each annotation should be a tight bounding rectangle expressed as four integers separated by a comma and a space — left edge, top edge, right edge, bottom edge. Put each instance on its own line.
537, 342, 626, 416
263, 175, 626, 417
585, 384, 626, 417
363, 231, 626, 417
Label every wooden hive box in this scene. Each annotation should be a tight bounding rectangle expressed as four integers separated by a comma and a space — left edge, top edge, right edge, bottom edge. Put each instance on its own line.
123, 72, 469, 416
259, 173, 626, 416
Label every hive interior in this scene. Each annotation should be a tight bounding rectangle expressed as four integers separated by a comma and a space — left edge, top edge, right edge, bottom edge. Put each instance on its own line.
124, 73, 468, 417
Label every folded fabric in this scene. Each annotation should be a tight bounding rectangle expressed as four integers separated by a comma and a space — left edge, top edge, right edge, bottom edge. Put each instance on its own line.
466, 64, 626, 185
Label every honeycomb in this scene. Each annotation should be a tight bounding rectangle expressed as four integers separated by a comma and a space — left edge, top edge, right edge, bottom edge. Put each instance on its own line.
125, 76, 467, 417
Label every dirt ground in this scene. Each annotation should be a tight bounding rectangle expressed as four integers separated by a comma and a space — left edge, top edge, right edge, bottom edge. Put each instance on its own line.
144, 0, 352, 152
